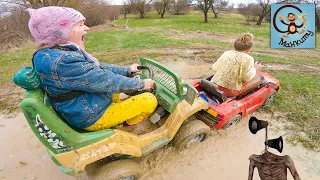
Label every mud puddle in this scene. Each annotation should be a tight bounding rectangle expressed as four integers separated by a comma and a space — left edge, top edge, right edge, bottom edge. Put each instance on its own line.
0, 113, 74, 180
162, 59, 212, 80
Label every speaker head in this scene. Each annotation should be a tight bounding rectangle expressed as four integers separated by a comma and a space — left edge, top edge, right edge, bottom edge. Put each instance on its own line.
265, 136, 283, 153
249, 117, 269, 134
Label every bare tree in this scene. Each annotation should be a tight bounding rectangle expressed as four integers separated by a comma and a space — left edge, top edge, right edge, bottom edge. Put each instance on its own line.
172, 0, 188, 15
132, 0, 151, 18
211, 0, 228, 18
256, 0, 272, 25
238, 3, 257, 23
153, 0, 171, 18
122, 0, 134, 18
153, 0, 162, 14
237, 1, 272, 25
228, 2, 234, 10
197, 0, 213, 22
21, 0, 67, 8
79, 0, 118, 26
0, 7, 31, 50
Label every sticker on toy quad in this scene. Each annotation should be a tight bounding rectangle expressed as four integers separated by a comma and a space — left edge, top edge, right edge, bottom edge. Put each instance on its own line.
35, 114, 69, 150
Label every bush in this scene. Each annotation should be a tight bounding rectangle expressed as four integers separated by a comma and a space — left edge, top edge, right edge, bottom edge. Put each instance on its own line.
0, 1, 121, 51
79, 1, 121, 27
171, 0, 189, 15
0, 8, 32, 51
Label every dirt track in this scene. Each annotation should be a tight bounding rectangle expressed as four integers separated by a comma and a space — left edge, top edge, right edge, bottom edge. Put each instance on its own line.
0, 59, 319, 180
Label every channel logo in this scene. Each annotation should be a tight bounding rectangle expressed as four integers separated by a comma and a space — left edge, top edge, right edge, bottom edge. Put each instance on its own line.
271, 4, 316, 48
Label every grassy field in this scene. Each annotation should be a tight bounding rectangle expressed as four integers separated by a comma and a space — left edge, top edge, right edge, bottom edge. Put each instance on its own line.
0, 10, 319, 150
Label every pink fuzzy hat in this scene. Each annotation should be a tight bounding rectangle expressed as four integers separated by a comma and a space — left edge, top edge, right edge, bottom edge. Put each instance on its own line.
27, 6, 85, 44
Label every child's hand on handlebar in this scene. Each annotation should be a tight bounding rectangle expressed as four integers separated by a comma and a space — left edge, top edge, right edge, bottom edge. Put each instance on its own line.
130, 63, 140, 73
144, 79, 154, 91
254, 61, 262, 71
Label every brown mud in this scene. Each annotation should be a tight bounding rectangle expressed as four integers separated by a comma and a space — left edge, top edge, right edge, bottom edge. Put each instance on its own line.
1, 58, 319, 180
0, 113, 319, 180
139, 113, 320, 180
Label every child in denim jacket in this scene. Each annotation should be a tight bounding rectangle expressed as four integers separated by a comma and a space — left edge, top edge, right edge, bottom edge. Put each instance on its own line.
27, 6, 157, 131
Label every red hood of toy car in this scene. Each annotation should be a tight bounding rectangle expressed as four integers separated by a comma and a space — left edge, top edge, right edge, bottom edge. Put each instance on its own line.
257, 71, 280, 87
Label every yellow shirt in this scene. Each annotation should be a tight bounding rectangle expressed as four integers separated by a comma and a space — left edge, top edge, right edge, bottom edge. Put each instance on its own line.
210, 50, 256, 91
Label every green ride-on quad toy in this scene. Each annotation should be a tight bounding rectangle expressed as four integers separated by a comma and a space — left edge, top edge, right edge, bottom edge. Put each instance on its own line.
13, 58, 210, 180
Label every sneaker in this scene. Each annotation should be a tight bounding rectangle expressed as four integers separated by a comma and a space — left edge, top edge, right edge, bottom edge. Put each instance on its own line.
123, 117, 149, 128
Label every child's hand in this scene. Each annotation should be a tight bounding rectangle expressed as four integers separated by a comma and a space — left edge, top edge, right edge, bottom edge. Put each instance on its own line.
254, 61, 262, 71
143, 79, 154, 90
130, 63, 140, 73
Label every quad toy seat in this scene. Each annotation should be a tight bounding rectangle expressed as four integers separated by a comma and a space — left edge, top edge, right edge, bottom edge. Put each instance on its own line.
200, 76, 227, 103
200, 75, 265, 101
12, 66, 115, 155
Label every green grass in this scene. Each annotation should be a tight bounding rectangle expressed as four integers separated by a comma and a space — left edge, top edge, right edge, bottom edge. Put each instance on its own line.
85, 30, 187, 53
0, 48, 34, 84
264, 71, 320, 149
116, 11, 320, 48
253, 54, 320, 66
116, 11, 271, 40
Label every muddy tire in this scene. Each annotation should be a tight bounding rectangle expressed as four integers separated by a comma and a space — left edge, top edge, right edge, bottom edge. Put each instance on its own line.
263, 89, 277, 106
221, 114, 241, 130
172, 120, 210, 152
90, 159, 142, 180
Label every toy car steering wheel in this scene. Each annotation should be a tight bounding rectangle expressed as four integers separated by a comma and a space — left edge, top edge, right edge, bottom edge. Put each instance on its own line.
137, 65, 152, 79
131, 65, 156, 95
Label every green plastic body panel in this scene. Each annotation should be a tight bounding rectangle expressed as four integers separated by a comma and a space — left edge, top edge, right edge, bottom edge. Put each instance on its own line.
12, 66, 41, 91
141, 137, 171, 156
139, 58, 198, 113
21, 89, 115, 154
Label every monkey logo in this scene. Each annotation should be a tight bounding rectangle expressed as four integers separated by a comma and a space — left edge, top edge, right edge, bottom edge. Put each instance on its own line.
273, 5, 307, 38
278, 13, 307, 38
271, 4, 316, 48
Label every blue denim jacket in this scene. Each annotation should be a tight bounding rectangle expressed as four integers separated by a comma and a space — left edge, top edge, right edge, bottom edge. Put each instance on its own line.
33, 44, 144, 129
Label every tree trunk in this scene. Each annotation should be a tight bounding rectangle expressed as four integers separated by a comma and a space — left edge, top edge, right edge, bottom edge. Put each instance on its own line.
140, 12, 145, 18
214, 12, 218, 18
212, 6, 218, 18
124, 12, 127, 19
204, 12, 208, 23
161, 9, 165, 18
256, 15, 265, 25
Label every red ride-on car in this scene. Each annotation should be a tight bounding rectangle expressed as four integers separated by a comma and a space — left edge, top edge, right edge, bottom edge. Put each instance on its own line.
192, 71, 280, 130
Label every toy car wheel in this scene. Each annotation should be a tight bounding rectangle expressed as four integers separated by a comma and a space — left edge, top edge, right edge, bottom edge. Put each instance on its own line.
221, 114, 241, 130
90, 159, 142, 180
172, 120, 210, 151
263, 89, 277, 106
